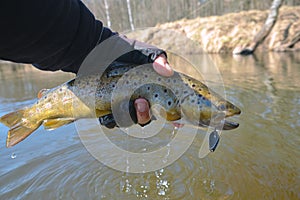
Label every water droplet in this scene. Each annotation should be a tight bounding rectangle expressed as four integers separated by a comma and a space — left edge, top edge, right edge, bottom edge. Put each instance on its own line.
11, 153, 16, 159
158, 190, 166, 196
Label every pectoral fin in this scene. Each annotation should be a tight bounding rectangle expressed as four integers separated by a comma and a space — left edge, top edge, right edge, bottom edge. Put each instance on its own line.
95, 109, 111, 118
43, 118, 75, 130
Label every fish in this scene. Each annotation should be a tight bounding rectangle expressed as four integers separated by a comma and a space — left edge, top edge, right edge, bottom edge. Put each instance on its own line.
0, 62, 241, 147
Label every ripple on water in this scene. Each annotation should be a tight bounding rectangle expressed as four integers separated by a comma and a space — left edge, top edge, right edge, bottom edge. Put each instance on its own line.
0, 53, 299, 199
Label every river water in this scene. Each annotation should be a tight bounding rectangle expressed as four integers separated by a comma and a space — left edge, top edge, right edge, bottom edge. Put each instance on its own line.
0, 52, 299, 199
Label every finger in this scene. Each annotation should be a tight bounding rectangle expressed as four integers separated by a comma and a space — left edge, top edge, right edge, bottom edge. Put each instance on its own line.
134, 98, 151, 125
153, 55, 174, 77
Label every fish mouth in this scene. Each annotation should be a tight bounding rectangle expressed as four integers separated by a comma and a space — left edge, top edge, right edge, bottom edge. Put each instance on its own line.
198, 112, 240, 130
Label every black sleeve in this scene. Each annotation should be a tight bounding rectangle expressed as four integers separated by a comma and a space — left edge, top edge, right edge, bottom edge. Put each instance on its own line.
0, 0, 166, 74
0, 0, 103, 73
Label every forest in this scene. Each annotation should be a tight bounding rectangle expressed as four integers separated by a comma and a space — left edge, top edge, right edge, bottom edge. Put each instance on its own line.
84, 0, 299, 32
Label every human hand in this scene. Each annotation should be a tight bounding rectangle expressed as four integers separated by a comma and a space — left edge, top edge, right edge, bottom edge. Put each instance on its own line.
134, 54, 174, 125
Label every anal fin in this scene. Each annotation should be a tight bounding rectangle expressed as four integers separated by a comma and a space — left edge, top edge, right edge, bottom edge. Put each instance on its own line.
43, 118, 75, 130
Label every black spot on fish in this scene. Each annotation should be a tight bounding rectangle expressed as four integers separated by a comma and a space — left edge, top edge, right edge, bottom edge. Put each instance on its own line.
164, 89, 167, 93
198, 88, 202, 91
145, 75, 148, 78
188, 78, 191, 81
192, 84, 196, 87
197, 94, 202, 98
154, 94, 158, 98
158, 77, 161, 81
59, 88, 63, 92
147, 86, 150, 90
219, 104, 226, 111
112, 84, 115, 88
167, 101, 172, 106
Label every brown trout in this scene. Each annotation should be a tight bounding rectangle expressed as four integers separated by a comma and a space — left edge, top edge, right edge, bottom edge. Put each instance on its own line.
0, 62, 241, 147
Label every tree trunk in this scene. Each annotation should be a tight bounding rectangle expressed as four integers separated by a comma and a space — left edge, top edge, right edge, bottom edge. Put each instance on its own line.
233, 0, 283, 55
126, 0, 135, 31
103, 0, 111, 28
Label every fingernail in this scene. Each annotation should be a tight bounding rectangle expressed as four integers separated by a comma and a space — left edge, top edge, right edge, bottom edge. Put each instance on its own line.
136, 101, 147, 112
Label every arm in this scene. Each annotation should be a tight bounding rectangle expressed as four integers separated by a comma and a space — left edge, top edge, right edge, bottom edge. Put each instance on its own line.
0, 0, 167, 73
0, 0, 173, 126
0, 0, 101, 73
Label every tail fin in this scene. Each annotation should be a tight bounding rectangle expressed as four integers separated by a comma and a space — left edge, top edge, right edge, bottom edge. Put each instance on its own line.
0, 109, 41, 147
0, 109, 26, 128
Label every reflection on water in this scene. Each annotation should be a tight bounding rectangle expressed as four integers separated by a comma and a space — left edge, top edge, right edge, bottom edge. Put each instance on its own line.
0, 52, 299, 199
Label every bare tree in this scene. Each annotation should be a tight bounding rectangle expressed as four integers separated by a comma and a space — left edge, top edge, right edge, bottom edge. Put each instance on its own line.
103, 0, 111, 28
233, 0, 283, 55
126, 0, 135, 30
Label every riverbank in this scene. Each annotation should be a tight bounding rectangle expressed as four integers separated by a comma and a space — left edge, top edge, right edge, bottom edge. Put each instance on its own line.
128, 6, 300, 53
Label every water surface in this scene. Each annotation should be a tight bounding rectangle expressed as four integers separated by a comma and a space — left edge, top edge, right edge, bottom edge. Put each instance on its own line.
0, 52, 299, 199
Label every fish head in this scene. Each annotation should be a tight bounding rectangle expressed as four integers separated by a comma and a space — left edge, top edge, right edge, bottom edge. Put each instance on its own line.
179, 92, 240, 130
216, 100, 241, 117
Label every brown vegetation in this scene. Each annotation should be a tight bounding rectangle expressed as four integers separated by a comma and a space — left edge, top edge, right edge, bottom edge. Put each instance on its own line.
127, 6, 300, 53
